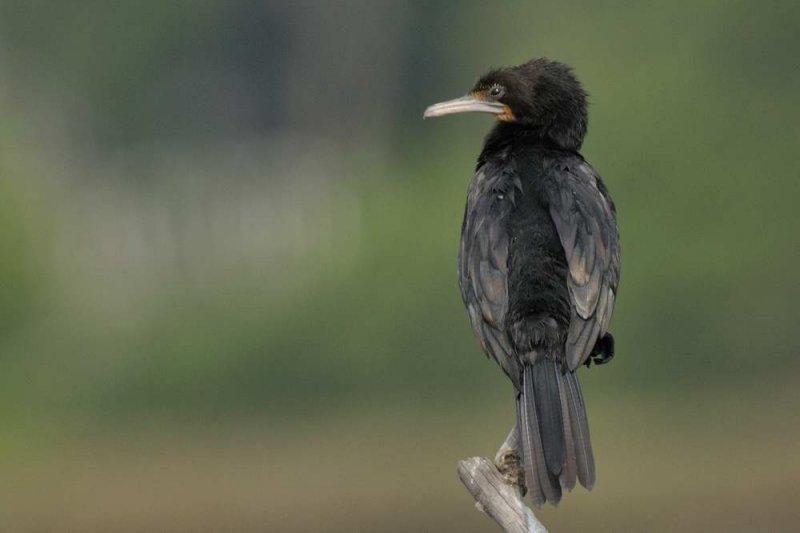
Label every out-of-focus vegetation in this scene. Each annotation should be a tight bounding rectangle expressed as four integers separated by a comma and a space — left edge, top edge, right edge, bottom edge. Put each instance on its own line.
1, 1, 799, 531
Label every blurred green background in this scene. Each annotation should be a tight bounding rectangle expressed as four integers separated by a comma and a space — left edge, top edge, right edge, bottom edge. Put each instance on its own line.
1, 1, 799, 531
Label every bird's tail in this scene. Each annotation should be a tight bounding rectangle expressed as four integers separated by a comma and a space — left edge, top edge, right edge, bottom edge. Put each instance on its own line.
516, 358, 595, 507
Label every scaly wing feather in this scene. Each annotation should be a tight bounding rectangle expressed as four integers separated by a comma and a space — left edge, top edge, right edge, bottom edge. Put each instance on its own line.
545, 159, 620, 371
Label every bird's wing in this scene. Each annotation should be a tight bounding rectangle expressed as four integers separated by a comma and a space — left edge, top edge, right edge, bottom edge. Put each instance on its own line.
459, 162, 521, 383
545, 159, 620, 371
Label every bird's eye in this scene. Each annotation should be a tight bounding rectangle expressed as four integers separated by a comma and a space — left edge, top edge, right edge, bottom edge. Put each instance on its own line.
488, 85, 505, 99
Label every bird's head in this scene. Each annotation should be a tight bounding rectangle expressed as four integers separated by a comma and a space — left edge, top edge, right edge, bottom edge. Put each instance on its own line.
424, 58, 588, 150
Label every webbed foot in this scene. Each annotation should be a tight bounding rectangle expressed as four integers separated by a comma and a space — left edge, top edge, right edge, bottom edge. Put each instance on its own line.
585, 332, 615, 367
495, 449, 527, 496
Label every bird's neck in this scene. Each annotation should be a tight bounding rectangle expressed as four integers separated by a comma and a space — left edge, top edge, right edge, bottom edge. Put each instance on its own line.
480, 123, 572, 160
484, 114, 586, 158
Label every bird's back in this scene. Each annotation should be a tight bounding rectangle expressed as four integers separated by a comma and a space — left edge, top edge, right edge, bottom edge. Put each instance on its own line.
459, 144, 575, 383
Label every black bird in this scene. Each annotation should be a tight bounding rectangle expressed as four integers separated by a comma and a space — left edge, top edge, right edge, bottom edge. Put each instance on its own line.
424, 58, 620, 507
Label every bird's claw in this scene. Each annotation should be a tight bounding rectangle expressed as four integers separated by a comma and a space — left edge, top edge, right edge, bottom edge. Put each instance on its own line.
585, 332, 615, 368
495, 449, 527, 496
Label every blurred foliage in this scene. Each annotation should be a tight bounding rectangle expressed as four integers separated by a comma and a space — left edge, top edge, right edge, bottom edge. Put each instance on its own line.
0, 1, 799, 531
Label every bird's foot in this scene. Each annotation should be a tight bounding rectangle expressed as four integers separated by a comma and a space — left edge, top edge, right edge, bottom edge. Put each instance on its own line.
585, 332, 615, 367
495, 449, 527, 496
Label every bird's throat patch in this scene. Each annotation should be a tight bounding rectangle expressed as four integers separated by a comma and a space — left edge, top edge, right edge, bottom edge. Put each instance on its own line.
497, 106, 516, 122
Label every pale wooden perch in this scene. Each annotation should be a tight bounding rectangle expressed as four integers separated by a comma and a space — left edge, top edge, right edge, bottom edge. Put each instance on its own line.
457, 426, 548, 533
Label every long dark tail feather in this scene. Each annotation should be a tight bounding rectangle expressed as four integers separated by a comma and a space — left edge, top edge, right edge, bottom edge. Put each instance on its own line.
532, 361, 565, 474
518, 362, 561, 506
517, 378, 560, 506
517, 359, 595, 507
557, 373, 578, 490
564, 371, 596, 489
517, 391, 545, 505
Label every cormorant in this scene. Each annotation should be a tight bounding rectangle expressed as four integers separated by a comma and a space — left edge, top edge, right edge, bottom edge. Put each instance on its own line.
424, 58, 620, 507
